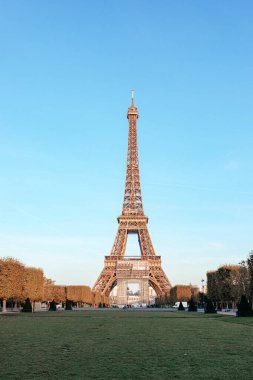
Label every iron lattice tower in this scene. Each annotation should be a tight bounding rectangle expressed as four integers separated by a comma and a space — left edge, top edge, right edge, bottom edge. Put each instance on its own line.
92, 95, 171, 296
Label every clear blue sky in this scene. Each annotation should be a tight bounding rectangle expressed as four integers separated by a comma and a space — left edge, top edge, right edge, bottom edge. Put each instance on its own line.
0, 1, 252, 289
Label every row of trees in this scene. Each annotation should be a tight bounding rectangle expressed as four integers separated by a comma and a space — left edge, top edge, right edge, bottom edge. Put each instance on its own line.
207, 251, 253, 309
155, 284, 200, 307
43, 284, 108, 307
169, 284, 199, 304
0, 257, 108, 312
0, 258, 44, 312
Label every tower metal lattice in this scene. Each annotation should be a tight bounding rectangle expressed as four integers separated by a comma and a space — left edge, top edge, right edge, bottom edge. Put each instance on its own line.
92, 96, 172, 297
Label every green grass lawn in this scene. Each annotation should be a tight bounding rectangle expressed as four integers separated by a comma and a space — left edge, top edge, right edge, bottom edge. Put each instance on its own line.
1, 310, 253, 379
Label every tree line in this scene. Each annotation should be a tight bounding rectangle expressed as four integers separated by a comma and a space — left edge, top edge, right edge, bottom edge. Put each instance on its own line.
207, 251, 253, 310
154, 251, 253, 312
0, 257, 108, 312
155, 284, 200, 307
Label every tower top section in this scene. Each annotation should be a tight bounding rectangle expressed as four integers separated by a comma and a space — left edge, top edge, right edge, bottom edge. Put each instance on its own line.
122, 93, 144, 216
127, 90, 138, 119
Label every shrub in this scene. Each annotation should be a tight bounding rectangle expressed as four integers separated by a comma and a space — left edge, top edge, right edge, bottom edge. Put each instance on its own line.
237, 295, 253, 317
188, 296, 197, 312
65, 299, 72, 310
204, 298, 217, 313
49, 299, 57, 311
22, 297, 32, 312
178, 302, 185, 311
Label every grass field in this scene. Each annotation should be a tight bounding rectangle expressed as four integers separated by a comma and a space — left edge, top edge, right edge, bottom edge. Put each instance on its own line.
1, 310, 253, 379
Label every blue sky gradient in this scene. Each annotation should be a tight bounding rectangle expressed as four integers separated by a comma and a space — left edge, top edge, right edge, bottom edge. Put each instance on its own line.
0, 1, 252, 288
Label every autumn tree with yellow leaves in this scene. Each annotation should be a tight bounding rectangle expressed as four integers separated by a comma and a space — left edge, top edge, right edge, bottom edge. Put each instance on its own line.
92, 290, 101, 308
22, 267, 44, 309
170, 285, 192, 305
43, 284, 66, 303
66, 285, 92, 306
0, 258, 25, 312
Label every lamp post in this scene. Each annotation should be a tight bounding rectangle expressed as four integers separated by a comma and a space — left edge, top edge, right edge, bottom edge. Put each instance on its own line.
201, 279, 205, 307
126, 281, 129, 307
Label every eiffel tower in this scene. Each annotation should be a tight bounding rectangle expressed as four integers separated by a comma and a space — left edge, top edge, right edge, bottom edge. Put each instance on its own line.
92, 94, 171, 298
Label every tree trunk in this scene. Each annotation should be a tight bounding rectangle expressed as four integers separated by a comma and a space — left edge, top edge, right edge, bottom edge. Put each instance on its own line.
2, 299, 7, 313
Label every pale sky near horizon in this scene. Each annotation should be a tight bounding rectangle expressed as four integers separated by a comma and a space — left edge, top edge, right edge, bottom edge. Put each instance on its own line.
0, 1, 252, 289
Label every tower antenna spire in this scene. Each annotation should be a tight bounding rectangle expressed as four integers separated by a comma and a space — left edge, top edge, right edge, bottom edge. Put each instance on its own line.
131, 89, 134, 105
